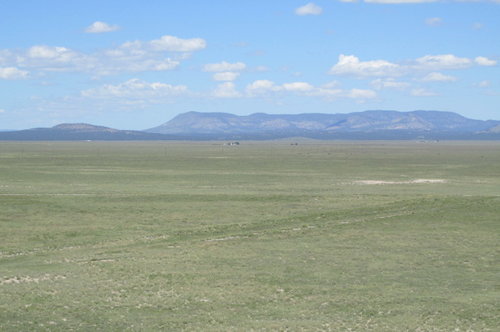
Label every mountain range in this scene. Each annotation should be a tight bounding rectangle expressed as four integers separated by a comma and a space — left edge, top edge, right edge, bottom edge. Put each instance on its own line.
1, 110, 500, 141
0, 123, 170, 141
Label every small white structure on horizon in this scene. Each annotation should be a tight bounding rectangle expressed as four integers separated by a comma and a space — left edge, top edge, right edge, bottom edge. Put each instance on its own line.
224, 141, 240, 146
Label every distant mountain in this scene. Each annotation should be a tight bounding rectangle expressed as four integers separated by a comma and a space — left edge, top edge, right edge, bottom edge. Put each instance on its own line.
487, 124, 500, 133
2, 111, 500, 141
0, 123, 174, 141
146, 110, 500, 140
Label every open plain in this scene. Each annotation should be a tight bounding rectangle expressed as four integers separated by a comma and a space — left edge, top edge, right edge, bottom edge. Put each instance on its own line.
0, 141, 499, 331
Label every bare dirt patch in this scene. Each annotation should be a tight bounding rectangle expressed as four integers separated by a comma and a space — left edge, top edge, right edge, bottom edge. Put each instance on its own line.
353, 179, 446, 185
1, 274, 66, 285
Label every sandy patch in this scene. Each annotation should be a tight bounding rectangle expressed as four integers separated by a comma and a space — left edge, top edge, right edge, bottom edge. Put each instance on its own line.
1, 274, 66, 285
206, 236, 243, 242
0, 193, 96, 196
353, 179, 446, 185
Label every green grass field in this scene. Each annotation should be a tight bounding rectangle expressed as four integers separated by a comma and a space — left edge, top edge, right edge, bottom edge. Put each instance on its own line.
0, 141, 499, 331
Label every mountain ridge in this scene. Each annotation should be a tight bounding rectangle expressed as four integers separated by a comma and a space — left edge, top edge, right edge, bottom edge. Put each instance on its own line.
146, 110, 500, 136
1, 111, 500, 141
0, 123, 173, 141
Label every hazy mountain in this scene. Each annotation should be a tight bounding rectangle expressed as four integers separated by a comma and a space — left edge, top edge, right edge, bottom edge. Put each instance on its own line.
0, 123, 173, 141
487, 124, 500, 133
2, 111, 500, 141
146, 111, 500, 139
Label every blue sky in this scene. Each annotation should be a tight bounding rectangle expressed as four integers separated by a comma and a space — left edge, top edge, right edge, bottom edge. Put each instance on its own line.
0, 0, 499, 130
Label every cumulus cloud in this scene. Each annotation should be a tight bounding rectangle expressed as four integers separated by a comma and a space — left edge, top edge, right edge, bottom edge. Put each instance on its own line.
254, 65, 270, 72
322, 81, 341, 88
28, 45, 75, 59
30, 79, 191, 114
282, 82, 315, 92
23, 46, 89, 72
475, 56, 497, 66
310, 87, 377, 100
0, 66, 29, 79
365, 0, 438, 3
363, 0, 499, 3
213, 72, 240, 81
371, 78, 410, 90
295, 3, 323, 15
0, 35, 206, 77
411, 88, 438, 96
329, 54, 402, 77
85, 21, 120, 33
425, 17, 442, 26
421, 72, 457, 82
346, 89, 377, 99
246, 80, 282, 95
245, 79, 377, 100
203, 61, 246, 72
476, 80, 491, 88
81, 79, 188, 99
212, 82, 242, 98
149, 35, 206, 52
414, 54, 472, 70
330, 53, 491, 79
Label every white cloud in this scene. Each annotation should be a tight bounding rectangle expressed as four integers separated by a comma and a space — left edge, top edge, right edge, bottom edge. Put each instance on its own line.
330, 53, 492, 80
246, 80, 281, 95
371, 78, 410, 90
415, 54, 472, 70
476, 80, 491, 88
322, 81, 341, 88
212, 82, 242, 98
365, 0, 438, 3
475, 56, 497, 66
203, 61, 246, 72
0, 66, 29, 79
472, 23, 484, 30
81, 78, 187, 99
245, 79, 377, 100
295, 3, 323, 15
213, 72, 240, 81
26, 45, 82, 66
85, 21, 120, 33
411, 88, 438, 96
23, 46, 91, 72
149, 35, 206, 52
346, 89, 377, 99
0, 35, 205, 77
312, 88, 377, 100
282, 82, 315, 92
0, 109, 5, 113
363, 0, 499, 3
329, 54, 402, 77
254, 65, 270, 72
31, 79, 191, 114
425, 17, 442, 26
28, 45, 73, 59
421, 72, 457, 82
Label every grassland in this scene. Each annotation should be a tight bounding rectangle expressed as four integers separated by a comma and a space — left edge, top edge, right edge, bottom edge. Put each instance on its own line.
0, 141, 499, 331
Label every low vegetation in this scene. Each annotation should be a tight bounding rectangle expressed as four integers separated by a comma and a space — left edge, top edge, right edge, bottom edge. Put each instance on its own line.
0, 141, 498, 331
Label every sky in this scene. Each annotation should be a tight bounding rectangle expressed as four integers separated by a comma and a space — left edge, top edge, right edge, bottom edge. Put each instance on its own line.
0, 0, 499, 130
